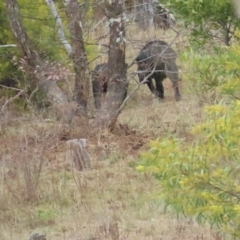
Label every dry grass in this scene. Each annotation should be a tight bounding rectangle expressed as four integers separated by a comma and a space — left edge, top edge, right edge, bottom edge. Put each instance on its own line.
0, 23, 226, 240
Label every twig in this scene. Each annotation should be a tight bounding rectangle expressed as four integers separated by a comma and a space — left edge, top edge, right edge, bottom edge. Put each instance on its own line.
0, 84, 22, 91
117, 64, 157, 114
1, 90, 24, 113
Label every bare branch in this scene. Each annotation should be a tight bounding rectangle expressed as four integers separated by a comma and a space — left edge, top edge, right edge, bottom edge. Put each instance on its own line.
0, 44, 17, 48
117, 66, 157, 113
1, 90, 24, 113
0, 84, 22, 91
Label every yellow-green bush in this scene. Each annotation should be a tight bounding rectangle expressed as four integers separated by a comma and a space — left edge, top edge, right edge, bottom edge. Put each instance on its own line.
138, 45, 240, 238
180, 48, 229, 93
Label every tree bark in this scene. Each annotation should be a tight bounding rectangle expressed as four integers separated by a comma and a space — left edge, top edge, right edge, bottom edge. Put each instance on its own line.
65, 0, 90, 114
5, 0, 75, 123
94, 0, 128, 129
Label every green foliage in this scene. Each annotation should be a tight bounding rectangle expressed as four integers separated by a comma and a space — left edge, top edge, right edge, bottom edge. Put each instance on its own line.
0, 1, 20, 81
17, 0, 97, 62
1, 0, 98, 109
220, 41, 240, 99
18, 0, 68, 61
0, 1, 26, 110
180, 48, 227, 94
2, 0, 98, 70
179, 43, 240, 102
0, 3, 12, 44
160, 0, 240, 45
138, 45, 240, 238
138, 102, 240, 237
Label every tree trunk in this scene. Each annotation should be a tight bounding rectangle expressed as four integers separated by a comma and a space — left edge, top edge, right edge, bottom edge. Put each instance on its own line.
5, 0, 75, 123
94, 0, 128, 129
65, 0, 90, 114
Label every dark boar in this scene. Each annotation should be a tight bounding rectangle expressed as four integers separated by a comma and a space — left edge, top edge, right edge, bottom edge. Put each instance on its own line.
135, 40, 181, 101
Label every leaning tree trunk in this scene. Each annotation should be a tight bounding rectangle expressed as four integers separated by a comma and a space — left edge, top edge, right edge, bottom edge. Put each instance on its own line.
94, 0, 128, 129
65, 0, 90, 114
5, 0, 74, 123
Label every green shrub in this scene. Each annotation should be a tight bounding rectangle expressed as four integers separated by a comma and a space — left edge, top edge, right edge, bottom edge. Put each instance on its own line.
138, 44, 240, 238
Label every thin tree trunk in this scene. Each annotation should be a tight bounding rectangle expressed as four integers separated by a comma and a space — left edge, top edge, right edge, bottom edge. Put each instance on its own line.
94, 0, 128, 129
45, 0, 72, 55
65, 0, 90, 114
5, 0, 75, 123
